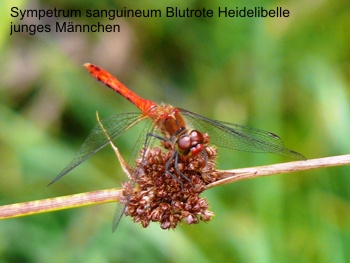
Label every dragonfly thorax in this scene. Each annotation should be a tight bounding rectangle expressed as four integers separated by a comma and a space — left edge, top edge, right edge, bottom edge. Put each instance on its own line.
150, 105, 185, 138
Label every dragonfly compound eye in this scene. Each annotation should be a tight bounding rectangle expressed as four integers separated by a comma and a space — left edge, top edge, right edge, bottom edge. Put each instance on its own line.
177, 130, 205, 156
189, 130, 204, 144
177, 136, 192, 155
188, 130, 204, 156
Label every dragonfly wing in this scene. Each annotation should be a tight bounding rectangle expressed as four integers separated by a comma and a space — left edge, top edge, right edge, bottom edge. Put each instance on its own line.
112, 120, 158, 231
180, 108, 305, 160
112, 202, 126, 232
127, 119, 158, 166
49, 112, 146, 185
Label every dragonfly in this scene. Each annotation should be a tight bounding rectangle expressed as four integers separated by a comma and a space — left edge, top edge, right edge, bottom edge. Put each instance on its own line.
50, 63, 306, 230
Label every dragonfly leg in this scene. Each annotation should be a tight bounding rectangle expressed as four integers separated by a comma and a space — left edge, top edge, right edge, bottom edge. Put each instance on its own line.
163, 151, 194, 189
165, 151, 184, 189
174, 152, 193, 186
146, 132, 193, 188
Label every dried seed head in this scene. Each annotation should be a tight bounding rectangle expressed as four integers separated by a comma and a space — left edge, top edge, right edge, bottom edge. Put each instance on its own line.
122, 133, 218, 229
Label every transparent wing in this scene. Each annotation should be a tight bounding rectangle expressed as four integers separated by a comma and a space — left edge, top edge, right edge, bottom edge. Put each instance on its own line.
112, 203, 127, 232
112, 120, 159, 232
127, 119, 159, 168
49, 112, 146, 185
180, 108, 305, 160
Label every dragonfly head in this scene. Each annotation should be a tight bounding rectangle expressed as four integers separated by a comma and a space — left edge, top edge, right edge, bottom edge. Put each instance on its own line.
177, 130, 204, 156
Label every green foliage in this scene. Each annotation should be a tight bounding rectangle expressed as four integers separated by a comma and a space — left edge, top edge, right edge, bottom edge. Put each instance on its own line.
1, 0, 350, 262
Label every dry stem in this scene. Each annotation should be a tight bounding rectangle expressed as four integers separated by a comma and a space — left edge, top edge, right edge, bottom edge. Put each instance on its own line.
205, 154, 350, 189
0, 154, 349, 220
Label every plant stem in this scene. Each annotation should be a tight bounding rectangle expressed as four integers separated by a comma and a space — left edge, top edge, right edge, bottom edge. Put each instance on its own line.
0, 188, 123, 219
1, 154, 349, 220
206, 154, 350, 189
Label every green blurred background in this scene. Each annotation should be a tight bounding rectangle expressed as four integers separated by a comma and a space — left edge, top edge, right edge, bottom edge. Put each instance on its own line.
1, 0, 350, 262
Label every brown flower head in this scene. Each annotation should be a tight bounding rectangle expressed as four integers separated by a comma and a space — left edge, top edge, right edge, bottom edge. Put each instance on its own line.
121, 133, 218, 229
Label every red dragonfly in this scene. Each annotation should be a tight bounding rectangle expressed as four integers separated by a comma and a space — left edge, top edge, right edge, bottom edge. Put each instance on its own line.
50, 63, 305, 230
